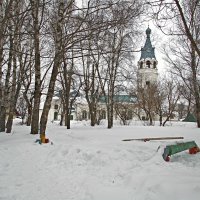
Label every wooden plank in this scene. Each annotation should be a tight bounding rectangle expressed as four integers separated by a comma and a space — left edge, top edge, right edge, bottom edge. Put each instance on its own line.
122, 136, 184, 142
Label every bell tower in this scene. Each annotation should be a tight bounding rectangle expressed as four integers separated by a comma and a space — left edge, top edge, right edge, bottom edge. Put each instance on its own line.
138, 27, 158, 87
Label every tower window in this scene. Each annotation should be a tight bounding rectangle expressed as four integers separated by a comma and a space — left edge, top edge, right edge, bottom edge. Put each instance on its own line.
146, 81, 150, 86
140, 62, 143, 69
54, 104, 58, 109
153, 61, 156, 68
54, 112, 58, 120
146, 61, 151, 68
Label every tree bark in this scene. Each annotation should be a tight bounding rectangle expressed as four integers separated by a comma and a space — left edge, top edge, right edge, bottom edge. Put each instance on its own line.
30, 0, 41, 135
6, 41, 17, 133
0, 0, 3, 132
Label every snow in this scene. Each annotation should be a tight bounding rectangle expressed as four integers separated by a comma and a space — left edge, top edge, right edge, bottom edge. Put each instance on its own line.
1, 120, 200, 200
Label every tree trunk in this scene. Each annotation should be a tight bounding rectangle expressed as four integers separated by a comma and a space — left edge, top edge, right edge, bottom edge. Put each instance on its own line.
90, 108, 96, 126
27, 109, 32, 126
196, 104, 200, 128
159, 111, 163, 126
30, 0, 41, 135
59, 111, 64, 126
64, 95, 70, 129
0, 5, 5, 132
65, 112, 67, 126
107, 97, 114, 129
149, 114, 153, 126
5, 31, 14, 133
39, 58, 61, 138
26, 102, 32, 126
107, 113, 112, 129
6, 1, 22, 133
6, 43, 17, 133
163, 116, 170, 127
6, 74, 21, 133
0, 107, 6, 132
190, 44, 200, 128
67, 111, 71, 129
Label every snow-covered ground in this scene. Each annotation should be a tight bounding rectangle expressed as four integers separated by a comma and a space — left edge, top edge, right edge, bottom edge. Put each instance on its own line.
0, 120, 200, 200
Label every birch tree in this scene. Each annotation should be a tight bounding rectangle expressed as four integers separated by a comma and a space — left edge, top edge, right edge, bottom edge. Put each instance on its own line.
0, 0, 14, 132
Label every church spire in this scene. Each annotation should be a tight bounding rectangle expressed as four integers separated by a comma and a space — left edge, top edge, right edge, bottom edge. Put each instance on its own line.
140, 27, 156, 60
137, 27, 158, 87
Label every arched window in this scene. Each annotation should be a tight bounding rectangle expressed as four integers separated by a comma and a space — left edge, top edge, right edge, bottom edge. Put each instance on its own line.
146, 60, 151, 68
82, 110, 87, 120
54, 112, 58, 120
140, 61, 143, 69
100, 110, 106, 119
153, 61, 156, 68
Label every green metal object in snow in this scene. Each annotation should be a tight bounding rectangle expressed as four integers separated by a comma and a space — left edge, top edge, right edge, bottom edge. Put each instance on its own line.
162, 141, 199, 161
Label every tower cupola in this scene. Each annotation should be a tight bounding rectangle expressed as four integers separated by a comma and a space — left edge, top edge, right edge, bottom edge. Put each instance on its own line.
140, 27, 156, 60
146, 27, 151, 37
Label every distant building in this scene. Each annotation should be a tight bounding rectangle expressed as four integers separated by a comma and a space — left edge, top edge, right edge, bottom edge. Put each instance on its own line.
138, 27, 158, 87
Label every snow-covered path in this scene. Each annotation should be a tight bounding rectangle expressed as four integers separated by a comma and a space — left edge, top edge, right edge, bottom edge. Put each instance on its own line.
0, 121, 200, 200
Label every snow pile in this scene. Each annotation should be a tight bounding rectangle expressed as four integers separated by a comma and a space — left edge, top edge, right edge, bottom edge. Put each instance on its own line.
0, 120, 200, 200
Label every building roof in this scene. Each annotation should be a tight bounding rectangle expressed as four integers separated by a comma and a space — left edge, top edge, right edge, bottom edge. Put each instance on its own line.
99, 95, 136, 103
182, 113, 197, 122
140, 27, 156, 60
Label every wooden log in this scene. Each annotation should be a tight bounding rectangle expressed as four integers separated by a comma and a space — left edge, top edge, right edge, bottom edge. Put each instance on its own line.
122, 136, 184, 142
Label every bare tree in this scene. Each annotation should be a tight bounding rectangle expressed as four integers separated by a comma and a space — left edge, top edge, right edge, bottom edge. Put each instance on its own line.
114, 102, 134, 125
154, 80, 167, 126
58, 49, 82, 129
148, 0, 200, 57
135, 83, 157, 125
162, 79, 180, 126
97, 0, 144, 128
149, 0, 200, 127
16, 95, 27, 124
162, 0, 200, 127
80, 37, 101, 127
